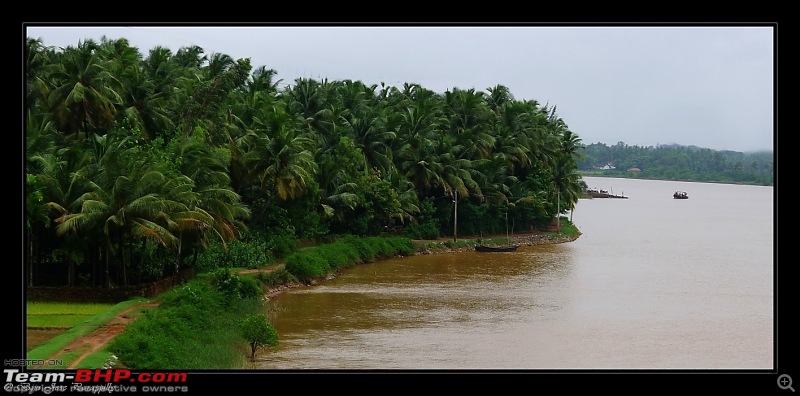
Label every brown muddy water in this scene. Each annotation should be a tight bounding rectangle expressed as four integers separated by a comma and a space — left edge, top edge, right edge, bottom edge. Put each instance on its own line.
257, 177, 774, 370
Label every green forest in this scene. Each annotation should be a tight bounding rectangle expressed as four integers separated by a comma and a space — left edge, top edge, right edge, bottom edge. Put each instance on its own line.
25, 36, 774, 290
25, 36, 588, 288
578, 142, 773, 185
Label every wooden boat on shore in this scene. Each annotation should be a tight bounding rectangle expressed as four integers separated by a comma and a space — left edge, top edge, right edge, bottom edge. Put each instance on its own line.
475, 213, 518, 252
475, 244, 518, 252
673, 191, 689, 199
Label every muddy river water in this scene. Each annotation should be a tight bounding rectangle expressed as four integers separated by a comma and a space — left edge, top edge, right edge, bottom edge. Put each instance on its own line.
257, 177, 774, 370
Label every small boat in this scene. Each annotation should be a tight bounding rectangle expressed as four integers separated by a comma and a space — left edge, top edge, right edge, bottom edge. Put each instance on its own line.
673, 191, 689, 199
475, 213, 518, 252
475, 244, 518, 252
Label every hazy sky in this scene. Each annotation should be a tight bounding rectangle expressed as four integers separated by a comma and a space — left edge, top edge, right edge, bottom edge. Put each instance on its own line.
24, 24, 775, 153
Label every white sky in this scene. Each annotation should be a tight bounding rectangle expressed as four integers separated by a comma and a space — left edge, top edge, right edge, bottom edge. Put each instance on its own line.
24, 23, 775, 153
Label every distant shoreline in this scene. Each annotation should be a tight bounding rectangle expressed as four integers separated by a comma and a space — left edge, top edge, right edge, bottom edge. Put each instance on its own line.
579, 173, 773, 187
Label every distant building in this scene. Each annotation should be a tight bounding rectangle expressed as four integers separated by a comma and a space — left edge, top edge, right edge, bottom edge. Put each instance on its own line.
628, 167, 641, 173
597, 163, 616, 170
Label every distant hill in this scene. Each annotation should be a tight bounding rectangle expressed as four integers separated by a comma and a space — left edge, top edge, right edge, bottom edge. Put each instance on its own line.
576, 142, 773, 186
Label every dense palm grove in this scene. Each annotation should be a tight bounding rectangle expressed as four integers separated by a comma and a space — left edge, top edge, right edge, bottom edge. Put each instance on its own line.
25, 37, 585, 288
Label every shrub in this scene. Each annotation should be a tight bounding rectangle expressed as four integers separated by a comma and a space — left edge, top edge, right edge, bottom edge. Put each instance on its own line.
266, 235, 299, 259
109, 279, 260, 369
237, 276, 262, 300
196, 237, 273, 273
284, 253, 328, 284
338, 235, 378, 261
208, 269, 262, 303
282, 235, 416, 284
385, 237, 418, 256
255, 268, 297, 288
404, 222, 439, 239
240, 314, 278, 360
315, 244, 356, 270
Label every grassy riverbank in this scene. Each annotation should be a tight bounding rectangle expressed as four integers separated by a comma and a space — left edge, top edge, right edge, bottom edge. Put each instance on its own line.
29, 219, 580, 369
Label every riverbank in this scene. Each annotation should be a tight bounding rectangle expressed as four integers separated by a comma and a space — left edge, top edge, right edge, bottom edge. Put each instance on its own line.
413, 230, 581, 254
261, 225, 581, 299
30, 225, 581, 369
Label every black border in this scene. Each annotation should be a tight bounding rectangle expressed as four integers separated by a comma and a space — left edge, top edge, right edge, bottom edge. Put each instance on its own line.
16, 22, 786, 394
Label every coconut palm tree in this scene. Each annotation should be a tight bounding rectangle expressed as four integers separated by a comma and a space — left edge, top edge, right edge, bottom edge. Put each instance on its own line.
46, 39, 123, 140
443, 88, 495, 160
551, 122, 585, 229
26, 37, 57, 113
118, 59, 174, 140
344, 106, 396, 175
244, 107, 318, 201
52, 133, 185, 286
170, 137, 250, 270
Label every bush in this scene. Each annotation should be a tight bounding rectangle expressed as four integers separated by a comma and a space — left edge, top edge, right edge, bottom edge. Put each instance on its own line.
284, 253, 329, 284
255, 268, 297, 288
109, 279, 262, 369
338, 235, 378, 261
315, 244, 358, 270
208, 269, 262, 302
385, 237, 418, 256
196, 237, 273, 273
283, 235, 416, 284
266, 235, 299, 259
240, 314, 278, 360
404, 222, 439, 239
237, 276, 262, 300
195, 242, 227, 273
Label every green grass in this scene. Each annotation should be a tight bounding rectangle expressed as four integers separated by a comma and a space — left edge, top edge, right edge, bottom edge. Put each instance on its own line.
553, 217, 581, 237
46, 345, 91, 369
44, 304, 158, 370
479, 237, 516, 245
74, 348, 119, 370
30, 232, 582, 370
27, 302, 114, 328
26, 298, 150, 367
27, 302, 115, 315
27, 314, 101, 329
108, 280, 257, 369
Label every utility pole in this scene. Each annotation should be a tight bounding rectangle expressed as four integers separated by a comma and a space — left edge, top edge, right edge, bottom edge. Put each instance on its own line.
557, 186, 561, 233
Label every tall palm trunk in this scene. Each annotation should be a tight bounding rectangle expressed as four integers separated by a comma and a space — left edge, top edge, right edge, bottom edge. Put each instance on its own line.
105, 245, 111, 288
557, 186, 561, 232
94, 245, 100, 287
28, 228, 34, 287
174, 231, 183, 275
140, 240, 147, 281
68, 261, 75, 287
191, 247, 199, 268
117, 230, 126, 287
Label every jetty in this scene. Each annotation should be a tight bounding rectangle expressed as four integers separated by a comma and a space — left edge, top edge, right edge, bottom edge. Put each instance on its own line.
586, 188, 628, 199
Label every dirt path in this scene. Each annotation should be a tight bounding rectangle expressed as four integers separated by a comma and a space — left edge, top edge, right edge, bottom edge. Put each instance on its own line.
34, 267, 281, 369
234, 263, 284, 275
35, 301, 159, 369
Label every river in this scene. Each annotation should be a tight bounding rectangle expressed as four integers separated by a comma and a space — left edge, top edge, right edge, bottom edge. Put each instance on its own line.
256, 177, 774, 370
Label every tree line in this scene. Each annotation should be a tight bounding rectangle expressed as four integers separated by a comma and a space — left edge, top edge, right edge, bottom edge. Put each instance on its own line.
578, 142, 773, 185
25, 36, 585, 288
